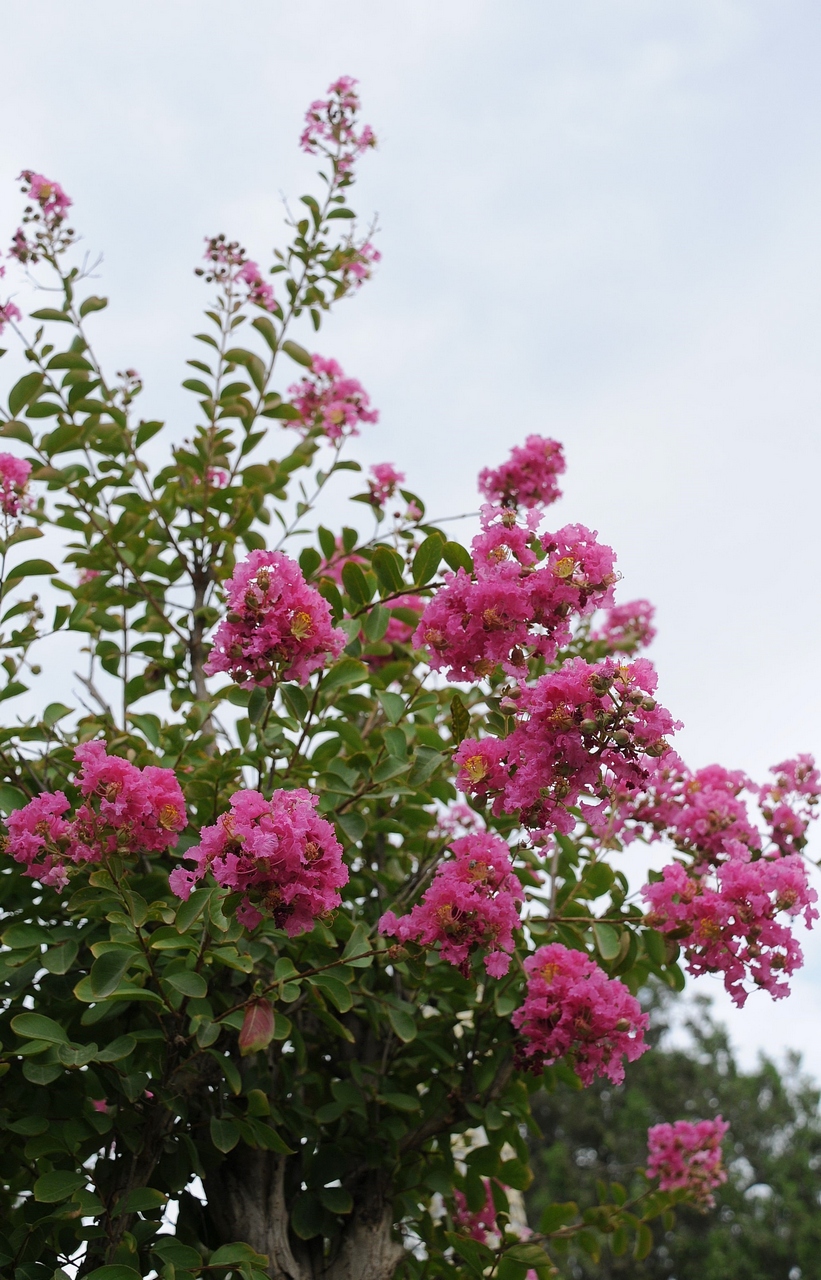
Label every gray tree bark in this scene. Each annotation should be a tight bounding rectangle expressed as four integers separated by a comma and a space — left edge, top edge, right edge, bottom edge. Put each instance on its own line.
204, 1152, 406, 1280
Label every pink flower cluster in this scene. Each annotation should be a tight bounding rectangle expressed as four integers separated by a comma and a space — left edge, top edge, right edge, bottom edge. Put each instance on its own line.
3, 743, 186, 889
512, 943, 649, 1085
200, 237, 276, 312
760, 754, 820, 856
21, 171, 72, 221
415, 511, 617, 682
289, 355, 378, 442
478, 435, 565, 511
379, 831, 522, 977
611, 750, 819, 863
368, 462, 405, 507
236, 259, 276, 311
341, 240, 381, 287
0, 298, 22, 337
456, 658, 678, 835
591, 599, 656, 654
169, 787, 348, 932
9, 171, 73, 264
452, 1182, 498, 1242
300, 76, 376, 175
206, 550, 344, 688
647, 1117, 729, 1208
0, 453, 31, 517
642, 845, 818, 1005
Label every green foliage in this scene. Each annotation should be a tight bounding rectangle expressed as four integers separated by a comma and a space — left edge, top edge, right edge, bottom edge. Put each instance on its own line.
527, 989, 821, 1280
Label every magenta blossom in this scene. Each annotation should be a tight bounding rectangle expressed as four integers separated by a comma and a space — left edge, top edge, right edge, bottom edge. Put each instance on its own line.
19, 171, 72, 221
3, 744, 186, 889
300, 76, 376, 176
642, 844, 818, 1006
0, 454, 31, 517
236, 259, 276, 311
379, 831, 522, 977
0, 300, 22, 337
478, 435, 565, 511
206, 550, 345, 688
368, 462, 405, 507
647, 1117, 729, 1208
512, 943, 649, 1085
169, 788, 348, 932
288, 355, 378, 442
592, 599, 656, 654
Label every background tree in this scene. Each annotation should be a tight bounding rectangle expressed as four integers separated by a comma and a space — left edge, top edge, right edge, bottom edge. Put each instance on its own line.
527, 987, 821, 1280
0, 78, 817, 1280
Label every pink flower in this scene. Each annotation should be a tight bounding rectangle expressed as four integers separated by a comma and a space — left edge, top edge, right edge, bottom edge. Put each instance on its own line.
379, 831, 522, 977
3, 745, 186, 888
457, 658, 679, 837
341, 240, 381, 286
0, 453, 31, 517
236, 259, 276, 312
512, 943, 649, 1085
205, 550, 345, 688
92, 1099, 109, 1113
0, 300, 22, 337
759, 754, 820, 856
19, 171, 72, 221
478, 436, 565, 511
453, 737, 510, 798
288, 356, 378, 442
647, 1117, 729, 1208
78, 568, 100, 585
415, 513, 617, 682
383, 595, 424, 647
591, 599, 656, 654
642, 845, 818, 1006
206, 467, 229, 489
368, 462, 405, 507
452, 1181, 498, 1242
169, 787, 348, 934
300, 76, 377, 177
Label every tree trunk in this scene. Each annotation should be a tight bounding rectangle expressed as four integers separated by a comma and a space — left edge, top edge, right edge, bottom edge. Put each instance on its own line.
204, 1152, 405, 1280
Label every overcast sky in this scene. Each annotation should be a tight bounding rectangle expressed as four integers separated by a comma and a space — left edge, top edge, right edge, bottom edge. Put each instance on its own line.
2, 0, 820, 1071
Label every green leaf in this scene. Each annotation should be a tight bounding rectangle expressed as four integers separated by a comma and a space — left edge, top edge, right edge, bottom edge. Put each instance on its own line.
11, 1013, 70, 1044
592, 921, 621, 961
442, 540, 473, 573
79, 295, 109, 316
540, 1202, 578, 1233
95, 1034, 136, 1063
291, 1191, 325, 1239
86, 1269, 142, 1280
378, 691, 405, 724
341, 559, 372, 605
0, 419, 34, 442
113, 1187, 166, 1215
164, 969, 208, 998
33, 1170, 86, 1202
252, 314, 278, 351
4, 558, 57, 585
43, 702, 72, 727
371, 545, 406, 593
281, 340, 313, 367
0, 783, 28, 813
210, 1116, 240, 1152
337, 811, 366, 844
135, 419, 164, 446
248, 685, 268, 724
362, 602, 389, 641
30, 307, 71, 322
43, 940, 79, 974
634, 1221, 654, 1261
505, 1242, 553, 1267
342, 922, 374, 967
311, 972, 353, 1013
152, 1241, 203, 1269
450, 693, 470, 744
281, 682, 309, 720
387, 1005, 417, 1043
322, 658, 367, 693
175, 887, 210, 933
209, 1242, 269, 1267
319, 1185, 354, 1214
9, 372, 44, 417
89, 948, 136, 998
413, 533, 445, 584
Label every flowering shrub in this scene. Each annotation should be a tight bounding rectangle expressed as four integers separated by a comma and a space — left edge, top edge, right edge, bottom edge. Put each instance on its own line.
0, 76, 816, 1280
646, 1117, 729, 1208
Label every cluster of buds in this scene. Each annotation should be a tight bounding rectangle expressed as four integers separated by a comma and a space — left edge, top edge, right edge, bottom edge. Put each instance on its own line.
9, 171, 74, 263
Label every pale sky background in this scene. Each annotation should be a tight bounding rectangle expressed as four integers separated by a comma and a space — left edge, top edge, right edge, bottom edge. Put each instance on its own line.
1, 0, 820, 1074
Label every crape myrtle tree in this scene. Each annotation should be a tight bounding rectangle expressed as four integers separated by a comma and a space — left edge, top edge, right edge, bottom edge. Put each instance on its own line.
0, 77, 817, 1280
